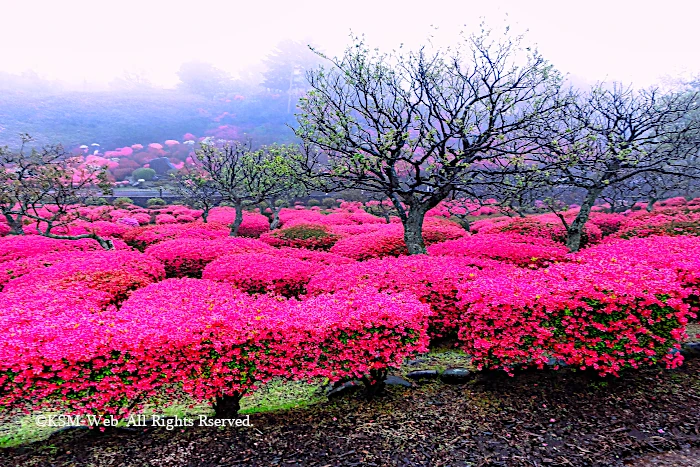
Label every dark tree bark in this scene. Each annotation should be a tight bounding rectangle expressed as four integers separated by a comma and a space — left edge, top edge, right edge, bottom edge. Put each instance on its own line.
213, 393, 242, 418
565, 187, 603, 252
360, 368, 388, 400
4, 213, 24, 235
404, 205, 429, 255
229, 200, 243, 237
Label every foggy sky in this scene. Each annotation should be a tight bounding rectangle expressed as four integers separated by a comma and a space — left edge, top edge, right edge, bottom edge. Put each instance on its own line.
1, 0, 697, 88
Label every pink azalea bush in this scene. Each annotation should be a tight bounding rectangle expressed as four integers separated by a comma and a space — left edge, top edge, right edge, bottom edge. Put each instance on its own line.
121, 222, 230, 249
472, 216, 603, 247
0, 235, 113, 262
574, 235, 700, 313
308, 255, 511, 337
276, 247, 355, 266
0, 278, 429, 417
203, 253, 319, 297
3, 251, 165, 306
330, 227, 407, 260
145, 237, 274, 278
457, 261, 693, 376
428, 233, 569, 268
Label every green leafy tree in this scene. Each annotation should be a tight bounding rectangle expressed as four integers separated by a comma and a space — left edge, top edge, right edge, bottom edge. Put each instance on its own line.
132, 167, 156, 181
193, 141, 305, 235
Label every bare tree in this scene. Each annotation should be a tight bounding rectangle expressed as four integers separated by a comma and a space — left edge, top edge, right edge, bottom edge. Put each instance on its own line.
171, 169, 221, 223
524, 83, 700, 251
0, 135, 114, 248
192, 141, 304, 236
295, 27, 564, 254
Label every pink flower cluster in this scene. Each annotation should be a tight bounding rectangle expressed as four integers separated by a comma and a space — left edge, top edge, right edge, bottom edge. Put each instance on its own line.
329, 219, 466, 261
0, 279, 429, 416
308, 255, 511, 337
203, 253, 320, 298
472, 216, 603, 247
3, 250, 165, 306
145, 237, 274, 278
457, 261, 692, 376
428, 233, 569, 268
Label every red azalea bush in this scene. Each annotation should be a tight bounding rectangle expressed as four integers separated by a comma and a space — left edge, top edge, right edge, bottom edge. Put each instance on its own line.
0, 278, 429, 417
472, 216, 603, 247
0, 222, 10, 237
574, 235, 700, 313
0, 252, 77, 291
206, 208, 270, 237
277, 247, 355, 266
308, 255, 510, 337
611, 212, 700, 239
121, 222, 230, 249
421, 218, 468, 244
0, 235, 119, 262
588, 213, 628, 237
203, 253, 318, 297
155, 214, 178, 224
145, 237, 274, 278
328, 219, 465, 261
237, 213, 271, 238
457, 261, 692, 376
3, 250, 165, 306
428, 233, 569, 268
259, 223, 342, 250
330, 227, 407, 260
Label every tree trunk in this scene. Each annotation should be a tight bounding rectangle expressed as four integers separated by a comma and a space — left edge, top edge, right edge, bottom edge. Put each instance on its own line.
403, 205, 428, 255
201, 209, 209, 223
213, 393, 242, 418
4, 213, 24, 235
270, 207, 280, 230
229, 201, 243, 237
360, 368, 388, 400
646, 197, 657, 212
565, 188, 603, 253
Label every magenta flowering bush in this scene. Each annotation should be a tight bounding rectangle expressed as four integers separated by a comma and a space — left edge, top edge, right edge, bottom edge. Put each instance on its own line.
277, 247, 355, 265
428, 233, 569, 268
0, 278, 429, 417
457, 261, 693, 376
471, 215, 603, 247
121, 222, 230, 249
3, 251, 165, 306
203, 253, 319, 297
574, 235, 700, 313
330, 227, 407, 260
0, 235, 121, 262
308, 255, 510, 337
145, 237, 274, 278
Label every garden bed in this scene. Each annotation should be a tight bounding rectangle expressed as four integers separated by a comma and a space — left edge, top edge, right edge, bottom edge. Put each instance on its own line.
1, 351, 698, 466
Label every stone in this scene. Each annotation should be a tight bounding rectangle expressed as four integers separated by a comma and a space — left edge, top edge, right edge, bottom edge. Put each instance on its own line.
405, 370, 439, 380
385, 375, 412, 387
440, 368, 473, 384
680, 342, 700, 358
546, 357, 568, 368
406, 358, 427, 366
326, 380, 362, 399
